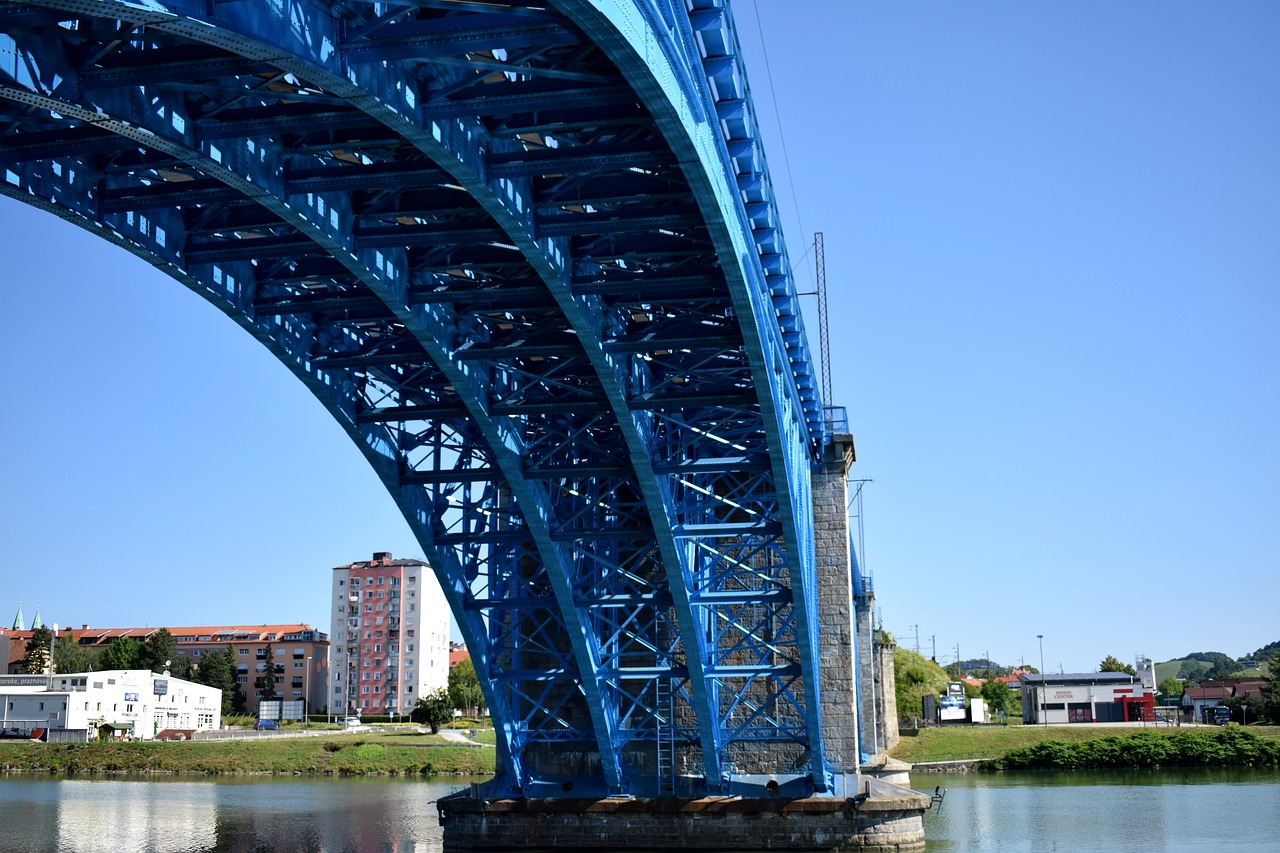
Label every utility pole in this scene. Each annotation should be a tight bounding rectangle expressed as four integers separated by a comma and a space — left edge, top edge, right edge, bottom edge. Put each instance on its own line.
815, 232, 832, 408
1037, 635, 1047, 727
931, 635, 937, 663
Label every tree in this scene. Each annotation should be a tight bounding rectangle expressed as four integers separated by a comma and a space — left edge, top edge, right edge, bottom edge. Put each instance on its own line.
1174, 651, 1243, 682
1157, 677, 1184, 702
258, 644, 278, 702
893, 648, 950, 718
1099, 655, 1137, 676
99, 636, 142, 670
1258, 650, 1280, 725
141, 628, 179, 674
53, 632, 101, 674
980, 678, 1016, 720
447, 658, 485, 716
412, 688, 454, 734
21, 625, 53, 675
192, 644, 242, 716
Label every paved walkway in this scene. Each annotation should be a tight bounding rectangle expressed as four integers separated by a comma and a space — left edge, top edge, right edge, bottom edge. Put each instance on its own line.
440, 730, 493, 747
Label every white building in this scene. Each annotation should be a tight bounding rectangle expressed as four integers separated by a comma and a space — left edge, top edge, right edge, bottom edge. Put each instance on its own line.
1019, 671, 1155, 724
329, 552, 451, 717
0, 669, 221, 740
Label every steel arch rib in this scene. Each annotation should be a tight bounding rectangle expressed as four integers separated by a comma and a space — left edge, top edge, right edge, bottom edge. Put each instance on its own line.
0, 0, 622, 792
551, 0, 829, 790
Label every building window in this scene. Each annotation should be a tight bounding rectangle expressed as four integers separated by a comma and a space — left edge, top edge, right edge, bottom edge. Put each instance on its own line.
238, 649, 248, 655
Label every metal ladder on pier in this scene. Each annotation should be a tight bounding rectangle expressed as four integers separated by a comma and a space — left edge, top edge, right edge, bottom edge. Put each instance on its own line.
655, 676, 675, 794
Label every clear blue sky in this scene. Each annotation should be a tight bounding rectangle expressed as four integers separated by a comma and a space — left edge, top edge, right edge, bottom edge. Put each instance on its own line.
2, 3, 1276, 674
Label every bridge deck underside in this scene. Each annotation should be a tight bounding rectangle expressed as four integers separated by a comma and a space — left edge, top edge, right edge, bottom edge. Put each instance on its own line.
0, 0, 830, 798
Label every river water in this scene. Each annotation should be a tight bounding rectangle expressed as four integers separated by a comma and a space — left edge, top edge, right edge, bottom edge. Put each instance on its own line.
0, 770, 1275, 852
923, 768, 1279, 851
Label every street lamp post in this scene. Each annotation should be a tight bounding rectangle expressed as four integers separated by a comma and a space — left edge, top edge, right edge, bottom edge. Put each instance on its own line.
47, 624, 59, 690
1037, 634, 1047, 727
304, 655, 312, 730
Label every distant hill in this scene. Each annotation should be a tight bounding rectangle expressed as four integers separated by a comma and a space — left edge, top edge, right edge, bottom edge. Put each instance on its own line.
1156, 643, 1278, 683
955, 658, 1021, 676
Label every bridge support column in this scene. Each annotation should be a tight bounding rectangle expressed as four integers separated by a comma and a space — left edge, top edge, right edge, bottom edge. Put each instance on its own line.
854, 591, 903, 765
811, 432, 862, 779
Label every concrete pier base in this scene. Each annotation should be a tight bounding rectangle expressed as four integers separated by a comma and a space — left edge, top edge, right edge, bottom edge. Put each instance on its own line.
438, 779, 930, 852
860, 756, 914, 788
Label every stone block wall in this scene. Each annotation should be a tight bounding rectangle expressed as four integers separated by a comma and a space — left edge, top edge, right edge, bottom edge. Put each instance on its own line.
811, 434, 861, 773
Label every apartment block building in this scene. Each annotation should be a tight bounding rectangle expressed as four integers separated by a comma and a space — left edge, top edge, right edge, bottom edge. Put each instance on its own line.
329, 552, 450, 717
166, 625, 329, 717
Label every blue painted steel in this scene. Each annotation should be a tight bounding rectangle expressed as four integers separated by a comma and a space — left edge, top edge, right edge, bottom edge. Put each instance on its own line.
0, 0, 833, 798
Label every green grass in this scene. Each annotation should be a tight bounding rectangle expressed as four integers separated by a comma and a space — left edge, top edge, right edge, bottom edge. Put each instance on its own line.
890, 724, 1280, 763
0, 730, 496, 777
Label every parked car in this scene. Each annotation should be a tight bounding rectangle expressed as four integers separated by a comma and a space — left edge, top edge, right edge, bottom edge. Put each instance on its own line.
254, 719, 279, 730
342, 717, 362, 728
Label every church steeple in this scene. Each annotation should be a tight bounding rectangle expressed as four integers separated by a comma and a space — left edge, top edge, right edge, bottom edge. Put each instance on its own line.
31, 604, 44, 630
11, 601, 23, 631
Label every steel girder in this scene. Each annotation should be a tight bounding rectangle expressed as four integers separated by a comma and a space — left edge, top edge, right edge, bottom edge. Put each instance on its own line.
0, 0, 829, 797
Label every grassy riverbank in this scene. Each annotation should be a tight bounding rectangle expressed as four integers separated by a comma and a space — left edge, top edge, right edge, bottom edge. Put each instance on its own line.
0, 730, 497, 776
890, 723, 1280, 764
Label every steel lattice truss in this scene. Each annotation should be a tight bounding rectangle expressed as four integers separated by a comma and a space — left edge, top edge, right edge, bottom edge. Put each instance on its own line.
0, 0, 831, 797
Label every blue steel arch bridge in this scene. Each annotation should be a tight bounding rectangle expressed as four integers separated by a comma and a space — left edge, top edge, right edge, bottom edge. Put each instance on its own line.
0, 0, 862, 800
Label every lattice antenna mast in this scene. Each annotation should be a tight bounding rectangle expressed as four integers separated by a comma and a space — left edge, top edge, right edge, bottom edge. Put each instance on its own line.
815, 232, 832, 407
